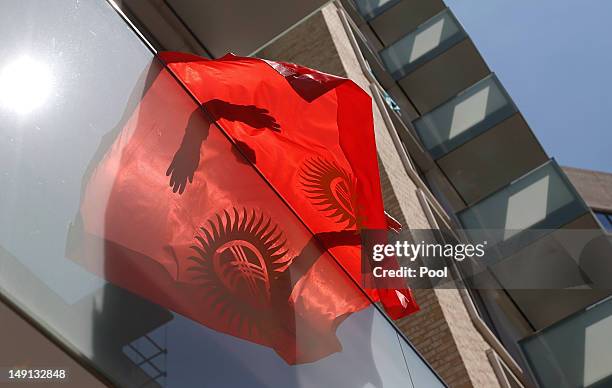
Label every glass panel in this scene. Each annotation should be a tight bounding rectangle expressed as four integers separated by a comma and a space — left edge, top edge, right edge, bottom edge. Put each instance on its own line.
398, 335, 445, 388
414, 74, 516, 159
115, 306, 422, 387
0, 0, 443, 387
458, 161, 589, 245
520, 296, 612, 388
353, 0, 400, 20
380, 9, 465, 80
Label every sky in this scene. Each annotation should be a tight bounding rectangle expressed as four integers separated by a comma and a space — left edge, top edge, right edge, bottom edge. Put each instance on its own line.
444, 0, 612, 173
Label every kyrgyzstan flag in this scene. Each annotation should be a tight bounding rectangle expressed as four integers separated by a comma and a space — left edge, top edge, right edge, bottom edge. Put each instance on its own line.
68, 52, 417, 365
160, 52, 419, 319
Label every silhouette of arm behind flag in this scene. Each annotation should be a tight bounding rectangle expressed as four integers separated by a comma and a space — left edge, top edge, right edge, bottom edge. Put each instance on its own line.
166, 100, 281, 194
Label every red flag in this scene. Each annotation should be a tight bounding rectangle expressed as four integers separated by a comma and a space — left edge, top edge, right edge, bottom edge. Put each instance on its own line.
69, 60, 371, 364
160, 52, 419, 318
69, 52, 418, 365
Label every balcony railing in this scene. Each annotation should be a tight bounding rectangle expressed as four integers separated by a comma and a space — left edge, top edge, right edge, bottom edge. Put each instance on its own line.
413, 74, 516, 159
411, 73, 548, 205
380, 9, 465, 80
520, 296, 612, 388
458, 160, 588, 244
353, 0, 400, 20
456, 161, 612, 330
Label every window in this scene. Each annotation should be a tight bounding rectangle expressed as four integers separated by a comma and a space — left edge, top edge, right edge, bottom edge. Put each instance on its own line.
595, 211, 612, 232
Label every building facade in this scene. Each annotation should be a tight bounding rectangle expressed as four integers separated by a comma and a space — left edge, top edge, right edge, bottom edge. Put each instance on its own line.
0, 0, 610, 387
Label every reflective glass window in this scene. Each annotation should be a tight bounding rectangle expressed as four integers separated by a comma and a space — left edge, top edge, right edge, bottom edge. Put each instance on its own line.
0, 1, 443, 387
